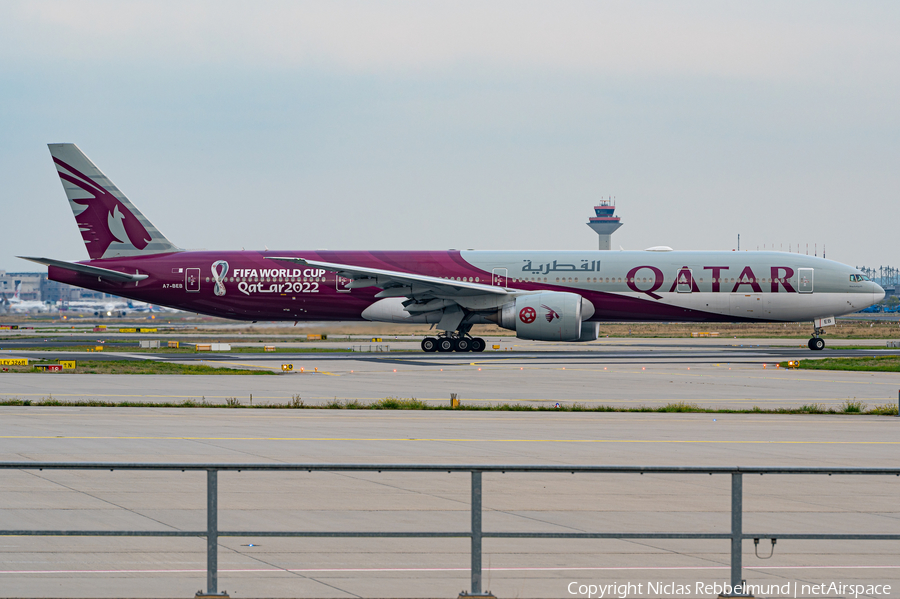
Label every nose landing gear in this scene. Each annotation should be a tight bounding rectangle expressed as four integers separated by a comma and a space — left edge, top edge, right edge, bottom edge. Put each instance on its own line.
808, 326, 826, 351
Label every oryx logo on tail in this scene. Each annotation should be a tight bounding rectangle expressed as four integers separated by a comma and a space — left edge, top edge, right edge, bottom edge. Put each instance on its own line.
54, 157, 151, 259
48, 143, 181, 260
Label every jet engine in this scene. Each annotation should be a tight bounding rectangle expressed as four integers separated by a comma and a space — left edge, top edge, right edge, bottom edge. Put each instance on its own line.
491, 292, 595, 341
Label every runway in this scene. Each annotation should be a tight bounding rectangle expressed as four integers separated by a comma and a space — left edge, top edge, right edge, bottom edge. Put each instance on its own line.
0, 408, 899, 598
2, 349, 899, 409
2, 338, 900, 597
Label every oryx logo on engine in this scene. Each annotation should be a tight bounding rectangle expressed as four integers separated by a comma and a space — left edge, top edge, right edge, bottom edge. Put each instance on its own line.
542, 304, 560, 323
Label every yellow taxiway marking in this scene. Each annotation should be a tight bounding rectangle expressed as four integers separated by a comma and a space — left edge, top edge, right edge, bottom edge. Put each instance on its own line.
445, 366, 900, 385
203, 360, 339, 375
201, 364, 900, 386
0, 435, 897, 444
200, 360, 276, 370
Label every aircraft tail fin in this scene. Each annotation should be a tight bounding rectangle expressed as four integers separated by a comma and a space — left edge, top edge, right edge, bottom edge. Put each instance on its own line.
48, 143, 181, 260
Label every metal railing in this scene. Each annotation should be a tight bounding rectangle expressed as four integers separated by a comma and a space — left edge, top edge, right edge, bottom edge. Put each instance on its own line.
1, 463, 899, 598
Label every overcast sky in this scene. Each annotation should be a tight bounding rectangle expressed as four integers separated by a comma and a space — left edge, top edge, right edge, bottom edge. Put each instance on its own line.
1, 1, 897, 272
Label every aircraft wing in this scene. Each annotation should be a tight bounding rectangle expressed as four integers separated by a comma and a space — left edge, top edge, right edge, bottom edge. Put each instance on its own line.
18, 256, 149, 283
265, 256, 510, 298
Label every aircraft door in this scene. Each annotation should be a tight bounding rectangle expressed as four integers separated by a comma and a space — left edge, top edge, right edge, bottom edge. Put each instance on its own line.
676, 268, 693, 293
798, 268, 813, 293
491, 268, 508, 287
336, 275, 352, 293
185, 268, 200, 292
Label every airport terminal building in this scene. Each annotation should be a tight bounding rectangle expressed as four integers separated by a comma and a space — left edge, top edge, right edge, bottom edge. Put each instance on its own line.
0, 270, 113, 303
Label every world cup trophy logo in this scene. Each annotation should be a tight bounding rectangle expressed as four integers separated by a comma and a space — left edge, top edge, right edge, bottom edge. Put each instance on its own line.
211, 260, 229, 297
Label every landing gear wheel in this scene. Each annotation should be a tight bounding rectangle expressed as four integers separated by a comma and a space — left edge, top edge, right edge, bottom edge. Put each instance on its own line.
470, 337, 486, 352
455, 337, 471, 352
810, 338, 825, 351
437, 338, 454, 352
421, 337, 438, 352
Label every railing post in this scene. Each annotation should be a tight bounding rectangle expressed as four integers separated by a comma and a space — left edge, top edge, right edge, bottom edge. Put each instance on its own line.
471, 470, 483, 596
198, 468, 225, 597
728, 471, 747, 597
462, 470, 494, 598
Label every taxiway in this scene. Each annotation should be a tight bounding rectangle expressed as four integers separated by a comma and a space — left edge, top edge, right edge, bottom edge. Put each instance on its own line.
0, 408, 898, 598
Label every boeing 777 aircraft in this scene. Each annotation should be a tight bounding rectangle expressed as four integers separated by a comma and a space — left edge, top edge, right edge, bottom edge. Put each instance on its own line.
20, 144, 884, 351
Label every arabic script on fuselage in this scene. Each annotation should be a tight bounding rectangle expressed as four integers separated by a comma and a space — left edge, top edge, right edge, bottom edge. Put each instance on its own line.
522, 259, 600, 274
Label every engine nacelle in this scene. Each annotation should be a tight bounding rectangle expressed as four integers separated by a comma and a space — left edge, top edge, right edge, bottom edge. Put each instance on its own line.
578, 321, 599, 342
494, 292, 594, 341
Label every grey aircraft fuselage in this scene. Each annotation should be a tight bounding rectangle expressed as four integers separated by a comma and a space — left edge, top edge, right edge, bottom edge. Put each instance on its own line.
456, 249, 883, 323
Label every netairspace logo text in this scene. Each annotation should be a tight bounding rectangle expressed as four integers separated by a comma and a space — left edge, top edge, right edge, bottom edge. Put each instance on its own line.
567, 581, 892, 598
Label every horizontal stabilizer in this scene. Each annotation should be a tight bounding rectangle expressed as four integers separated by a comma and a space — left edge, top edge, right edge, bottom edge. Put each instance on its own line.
18, 256, 149, 283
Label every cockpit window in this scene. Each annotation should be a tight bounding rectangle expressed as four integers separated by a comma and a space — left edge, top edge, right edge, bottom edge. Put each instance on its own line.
850, 274, 871, 282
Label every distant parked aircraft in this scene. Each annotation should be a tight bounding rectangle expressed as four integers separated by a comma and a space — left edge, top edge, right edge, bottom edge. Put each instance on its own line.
5, 283, 50, 313
57, 299, 174, 318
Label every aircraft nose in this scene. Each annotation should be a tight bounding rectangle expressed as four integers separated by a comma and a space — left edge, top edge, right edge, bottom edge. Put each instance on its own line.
874, 283, 885, 304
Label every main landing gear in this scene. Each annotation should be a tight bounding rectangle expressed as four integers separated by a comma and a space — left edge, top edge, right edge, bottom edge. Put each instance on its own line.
808, 326, 826, 351
421, 335, 486, 353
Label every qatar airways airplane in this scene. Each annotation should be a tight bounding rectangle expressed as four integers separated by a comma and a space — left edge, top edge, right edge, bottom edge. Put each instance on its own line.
20, 144, 884, 352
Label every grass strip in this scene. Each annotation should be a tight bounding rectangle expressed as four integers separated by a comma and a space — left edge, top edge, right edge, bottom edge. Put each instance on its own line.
779, 355, 900, 373
0, 360, 274, 375
3, 345, 352, 353
0, 397, 895, 415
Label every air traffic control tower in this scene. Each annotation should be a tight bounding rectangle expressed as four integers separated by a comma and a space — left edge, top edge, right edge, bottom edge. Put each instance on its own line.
587, 199, 623, 250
